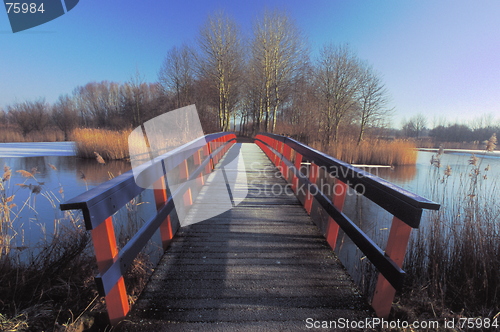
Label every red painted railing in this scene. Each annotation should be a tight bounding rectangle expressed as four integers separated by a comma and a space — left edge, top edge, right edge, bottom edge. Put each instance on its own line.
254, 133, 440, 318
60, 132, 236, 326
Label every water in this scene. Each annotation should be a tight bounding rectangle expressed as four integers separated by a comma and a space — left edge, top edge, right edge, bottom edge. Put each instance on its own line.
334, 149, 500, 296
0, 142, 132, 249
3, 143, 499, 292
376, 150, 500, 197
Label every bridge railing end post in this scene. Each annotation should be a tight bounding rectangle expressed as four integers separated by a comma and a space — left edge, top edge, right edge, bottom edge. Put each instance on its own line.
90, 216, 130, 325
371, 216, 412, 318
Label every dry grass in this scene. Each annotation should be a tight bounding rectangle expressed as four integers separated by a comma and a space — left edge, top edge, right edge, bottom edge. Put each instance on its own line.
1, 163, 152, 331
314, 138, 417, 166
1, 164, 98, 331
72, 128, 131, 160
396, 141, 500, 320
0, 227, 97, 331
0, 313, 29, 331
0, 126, 65, 142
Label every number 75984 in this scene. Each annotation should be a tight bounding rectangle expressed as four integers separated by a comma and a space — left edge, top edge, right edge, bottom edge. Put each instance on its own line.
5, 2, 45, 14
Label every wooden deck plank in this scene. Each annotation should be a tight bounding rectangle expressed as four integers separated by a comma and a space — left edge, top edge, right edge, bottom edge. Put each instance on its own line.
117, 143, 372, 331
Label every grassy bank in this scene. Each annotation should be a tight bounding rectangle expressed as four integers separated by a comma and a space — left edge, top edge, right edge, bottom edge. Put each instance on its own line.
1, 164, 98, 330
72, 128, 131, 160
313, 138, 417, 166
0, 126, 65, 143
415, 139, 485, 150
394, 136, 500, 321
0, 126, 132, 160
0, 164, 151, 331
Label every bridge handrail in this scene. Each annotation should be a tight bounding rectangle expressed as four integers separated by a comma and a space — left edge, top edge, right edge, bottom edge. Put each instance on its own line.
258, 134, 439, 222
60, 132, 237, 325
254, 133, 440, 318
62, 132, 233, 230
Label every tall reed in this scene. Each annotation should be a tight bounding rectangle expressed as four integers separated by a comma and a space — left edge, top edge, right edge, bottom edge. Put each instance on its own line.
0, 162, 151, 331
72, 128, 131, 160
0, 163, 97, 331
400, 134, 500, 318
314, 138, 417, 166
0, 126, 65, 142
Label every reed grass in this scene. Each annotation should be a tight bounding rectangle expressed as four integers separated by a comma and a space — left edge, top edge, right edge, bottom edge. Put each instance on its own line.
72, 128, 131, 160
396, 135, 500, 319
1, 163, 97, 331
0, 126, 65, 142
314, 138, 417, 166
0, 163, 151, 331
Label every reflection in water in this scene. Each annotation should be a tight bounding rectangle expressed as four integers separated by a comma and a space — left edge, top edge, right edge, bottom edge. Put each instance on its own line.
335, 187, 394, 297
1, 155, 131, 249
375, 165, 417, 184
331, 150, 500, 298
75, 158, 131, 185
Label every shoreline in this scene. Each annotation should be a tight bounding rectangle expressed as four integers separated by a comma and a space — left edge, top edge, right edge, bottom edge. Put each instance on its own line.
0, 141, 76, 158
417, 148, 500, 157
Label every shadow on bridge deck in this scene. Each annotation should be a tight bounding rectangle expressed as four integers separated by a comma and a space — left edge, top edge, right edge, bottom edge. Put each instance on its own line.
117, 143, 373, 331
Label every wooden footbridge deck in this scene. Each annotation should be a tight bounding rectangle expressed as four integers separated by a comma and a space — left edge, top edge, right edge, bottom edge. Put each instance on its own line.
60, 133, 440, 330
119, 143, 370, 331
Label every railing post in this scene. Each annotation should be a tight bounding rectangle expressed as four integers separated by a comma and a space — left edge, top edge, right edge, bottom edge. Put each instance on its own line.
371, 216, 412, 318
275, 141, 283, 166
280, 143, 291, 179
153, 177, 173, 250
179, 159, 193, 207
224, 135, 232, 154
205, 142, 214, 173
273, 140, 278, 166
326, 179, 348, 249
213, 138, 221, 165
292, 152, 302, 194
91, 217, 129, 325
193, 148, 205, 187
210, 139, 217, 165
304, 163, 319, 214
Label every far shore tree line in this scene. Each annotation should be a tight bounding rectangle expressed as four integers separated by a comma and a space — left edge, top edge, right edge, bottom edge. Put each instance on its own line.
0, 9, 497, 150
0, 10, 392, 148
401, 113, 500, 146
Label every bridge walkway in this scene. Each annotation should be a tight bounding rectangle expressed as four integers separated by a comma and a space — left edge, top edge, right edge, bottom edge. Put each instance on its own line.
117, 143, 372, 331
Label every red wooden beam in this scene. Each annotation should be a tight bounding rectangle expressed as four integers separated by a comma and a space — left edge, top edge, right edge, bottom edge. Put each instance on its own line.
91, 217, 129, 325
326, 179, 348, 249
153, 177, 173, 250
304, 163, 319, 215
371, 216, 412, 318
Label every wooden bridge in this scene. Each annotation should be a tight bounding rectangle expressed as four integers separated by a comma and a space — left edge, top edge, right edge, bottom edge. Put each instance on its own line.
60, 133, 440, 330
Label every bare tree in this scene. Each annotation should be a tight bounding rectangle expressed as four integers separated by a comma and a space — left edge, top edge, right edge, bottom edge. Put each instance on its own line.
73, 81, 120, 128
120, 71, 156, 128
192, 76, 220, 133
7, 99, 50, 136
159, 44, 196, 108
315, 43, 362, 145
279, 62, 319, 141
402, 114, 427, 138
0, 108, 6, 125
413, 113, 427, 138
52, 95, 79, 140
250, 9, 306, 133
197, 11, 244, 131
357, 63, 393, 144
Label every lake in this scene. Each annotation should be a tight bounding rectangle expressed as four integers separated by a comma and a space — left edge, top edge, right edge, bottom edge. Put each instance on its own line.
0, 142, 132, 249
335, 149, 500, 295
2, 142, 499, 292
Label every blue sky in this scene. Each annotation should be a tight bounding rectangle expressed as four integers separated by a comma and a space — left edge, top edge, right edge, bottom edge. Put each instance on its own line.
1, 0, 499, 128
